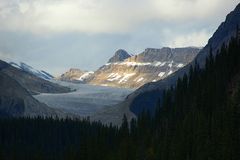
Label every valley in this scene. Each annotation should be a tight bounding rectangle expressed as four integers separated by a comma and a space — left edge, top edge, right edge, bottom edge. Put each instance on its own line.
0, 1, 239, 159
34, 81, 135, 124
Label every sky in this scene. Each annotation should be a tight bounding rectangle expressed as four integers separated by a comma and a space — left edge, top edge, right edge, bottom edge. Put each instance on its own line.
0, 0, 239, 76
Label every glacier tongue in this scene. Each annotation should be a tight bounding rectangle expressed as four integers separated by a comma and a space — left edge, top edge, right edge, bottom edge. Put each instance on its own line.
34, 81, 134, 125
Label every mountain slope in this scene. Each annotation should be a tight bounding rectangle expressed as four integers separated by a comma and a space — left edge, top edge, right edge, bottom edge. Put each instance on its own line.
9, 62, 54, 80
125, 3, 240, 115
0, 60, 70, 95
87, 47, 200, 88
0, 71, 66, 117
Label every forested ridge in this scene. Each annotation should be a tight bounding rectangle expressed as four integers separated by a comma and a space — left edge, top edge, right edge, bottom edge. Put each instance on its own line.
0, 34, 240, 159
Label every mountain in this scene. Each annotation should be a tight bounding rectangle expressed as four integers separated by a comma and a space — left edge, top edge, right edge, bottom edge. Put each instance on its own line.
0, 60, 70, 95
107, 49, 131, 63
0, 28, 239, 160
57, 68, 94, 83
87, 47, 200, 88
125, 3, 240, 115
0, 71, 67, 118
1, 35, 239, 160
9, 62, 54, 80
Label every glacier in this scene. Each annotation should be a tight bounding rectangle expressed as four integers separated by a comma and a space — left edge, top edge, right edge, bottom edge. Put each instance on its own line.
34, 81, 134, 123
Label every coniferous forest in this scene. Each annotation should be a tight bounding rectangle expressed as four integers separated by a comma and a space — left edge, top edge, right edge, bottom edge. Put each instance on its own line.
0, 35, 240, 160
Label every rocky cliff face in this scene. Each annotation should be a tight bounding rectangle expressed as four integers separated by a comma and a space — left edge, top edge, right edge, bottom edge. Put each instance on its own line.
127, 47, 199, 63
126, 3, 240, 115
87, 47, 200, 88
0, 60, 70, 95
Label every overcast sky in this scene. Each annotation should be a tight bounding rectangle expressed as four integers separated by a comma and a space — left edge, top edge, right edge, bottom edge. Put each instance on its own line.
0, 0, 239, 76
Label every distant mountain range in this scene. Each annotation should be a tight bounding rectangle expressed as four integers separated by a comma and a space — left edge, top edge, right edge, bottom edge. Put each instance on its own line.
59, 47, 200, 88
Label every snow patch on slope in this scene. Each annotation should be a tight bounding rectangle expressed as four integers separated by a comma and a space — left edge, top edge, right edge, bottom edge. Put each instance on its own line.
167, 70, 173, 75
158, 72, 165, 77
107, 73, 122, 81
136, 77, 144, 83
78, 71, 94, 81
118, 73, 136, 84
177, 63, 184, 68
105, 61, 185, 69
9, 62, 54, 80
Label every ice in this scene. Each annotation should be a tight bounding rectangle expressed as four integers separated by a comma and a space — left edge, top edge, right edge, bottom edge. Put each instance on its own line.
118, 73, 136, 83
158, 72, 165, 77
160, 62, 166, 67
154, 62, 162, 66
167, 70, 173, 75
103, 61, 185, 69
107, 73, 122, 81
136, 77, 144, 83
34, 81, 134, 118
120, 62, 152, 66
107, 73, 116, 78
109, 62, 152, 67
10, 63, 21, 69
168, 62, 173, 68
105, 63, 111, 66
177, 63, 184, 68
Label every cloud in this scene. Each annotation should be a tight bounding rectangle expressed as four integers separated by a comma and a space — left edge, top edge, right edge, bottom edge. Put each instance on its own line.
0, 0, 239, 75
168, 30, 211, 48
0, 0, 238, 34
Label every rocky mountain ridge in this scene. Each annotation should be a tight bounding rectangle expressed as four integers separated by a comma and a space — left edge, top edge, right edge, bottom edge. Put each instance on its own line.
59, 47, 200, 88
87, 47, 200, 88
